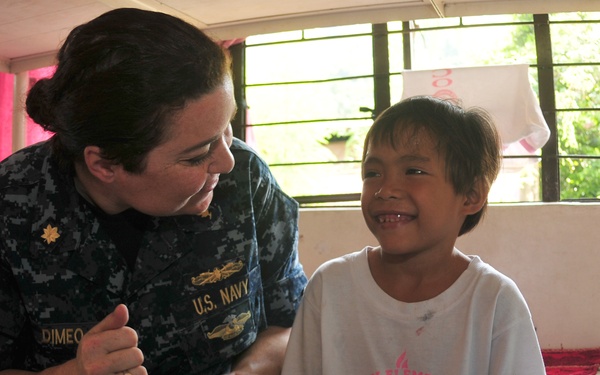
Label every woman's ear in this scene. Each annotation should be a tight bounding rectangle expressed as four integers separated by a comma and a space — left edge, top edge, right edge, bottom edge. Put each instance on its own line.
83, 145, 116, 183
463, 179, 489, 215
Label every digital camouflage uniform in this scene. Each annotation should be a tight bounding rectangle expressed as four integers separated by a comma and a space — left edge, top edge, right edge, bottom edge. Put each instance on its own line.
0, 138, 307, 374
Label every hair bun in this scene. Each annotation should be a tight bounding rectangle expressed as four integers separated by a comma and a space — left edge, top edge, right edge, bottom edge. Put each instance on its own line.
25, 78, 57, 132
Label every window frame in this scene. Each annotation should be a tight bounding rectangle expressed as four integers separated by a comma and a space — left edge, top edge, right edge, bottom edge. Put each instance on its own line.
230, 12, 600, 206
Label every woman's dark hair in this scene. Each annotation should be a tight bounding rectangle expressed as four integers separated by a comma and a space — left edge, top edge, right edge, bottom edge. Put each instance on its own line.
362, 96, 502, 236
26, 8, 231, 172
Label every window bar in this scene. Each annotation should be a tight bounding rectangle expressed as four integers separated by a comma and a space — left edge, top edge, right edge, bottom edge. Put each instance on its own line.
230, 42, 247, 141
533, 14, 560, 202
372, 23, 391, 118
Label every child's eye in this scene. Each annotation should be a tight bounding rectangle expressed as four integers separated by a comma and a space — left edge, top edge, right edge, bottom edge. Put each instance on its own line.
362, 170, 381, 179
407, 168, 425, 175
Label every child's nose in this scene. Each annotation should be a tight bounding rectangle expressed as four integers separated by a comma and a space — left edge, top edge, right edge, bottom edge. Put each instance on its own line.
374, 179, 405, 200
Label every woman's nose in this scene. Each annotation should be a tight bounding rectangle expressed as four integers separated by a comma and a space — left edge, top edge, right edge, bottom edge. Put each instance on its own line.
209, 139, 235, 174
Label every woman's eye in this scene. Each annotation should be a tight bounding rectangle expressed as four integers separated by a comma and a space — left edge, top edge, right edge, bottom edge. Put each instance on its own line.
186, 153, 210, 166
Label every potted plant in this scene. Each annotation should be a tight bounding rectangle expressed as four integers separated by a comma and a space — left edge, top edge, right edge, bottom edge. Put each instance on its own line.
319, 130, 353, 160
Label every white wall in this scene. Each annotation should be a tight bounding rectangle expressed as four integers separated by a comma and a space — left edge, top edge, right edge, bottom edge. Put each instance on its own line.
298, 203, 600, 349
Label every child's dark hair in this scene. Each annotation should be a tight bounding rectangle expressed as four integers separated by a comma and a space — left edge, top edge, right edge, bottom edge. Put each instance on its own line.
362, 96, 502, 235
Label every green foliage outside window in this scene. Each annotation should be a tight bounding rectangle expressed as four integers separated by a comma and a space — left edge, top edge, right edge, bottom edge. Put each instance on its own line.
552, 14, 600, 199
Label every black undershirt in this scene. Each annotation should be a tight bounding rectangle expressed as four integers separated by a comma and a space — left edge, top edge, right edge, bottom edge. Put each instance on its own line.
82, 198, 151, 271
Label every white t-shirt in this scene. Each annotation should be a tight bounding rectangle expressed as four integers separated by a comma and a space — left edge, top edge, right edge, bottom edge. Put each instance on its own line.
282, 247, 546, 375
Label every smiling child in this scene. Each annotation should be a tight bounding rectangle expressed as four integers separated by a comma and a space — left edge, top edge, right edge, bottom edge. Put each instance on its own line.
282, 96, 546, 375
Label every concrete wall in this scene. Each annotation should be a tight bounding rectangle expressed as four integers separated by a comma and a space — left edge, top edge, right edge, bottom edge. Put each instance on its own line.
298, 203, 600, 349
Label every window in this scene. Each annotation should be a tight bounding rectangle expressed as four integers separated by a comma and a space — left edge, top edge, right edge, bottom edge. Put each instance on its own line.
232, 12, 600, 206
549, 13, 600, 201
238, 25, 374, 205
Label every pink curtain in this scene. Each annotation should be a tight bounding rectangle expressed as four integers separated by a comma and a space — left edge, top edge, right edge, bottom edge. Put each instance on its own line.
0, 72, 14, 161
0, 66, 56, 161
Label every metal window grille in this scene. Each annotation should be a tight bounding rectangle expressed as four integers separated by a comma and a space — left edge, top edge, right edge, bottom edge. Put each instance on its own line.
230, 13, 600, 206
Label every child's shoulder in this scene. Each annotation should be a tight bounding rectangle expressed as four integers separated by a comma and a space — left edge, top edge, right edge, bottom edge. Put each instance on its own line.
315, 247, 369, 273
466, 255, 533, 323
303, 247, 373, 300
467, 255, 523, 297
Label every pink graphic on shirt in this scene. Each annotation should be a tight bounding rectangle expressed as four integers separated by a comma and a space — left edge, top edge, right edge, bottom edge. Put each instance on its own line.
370, 351, 431, 375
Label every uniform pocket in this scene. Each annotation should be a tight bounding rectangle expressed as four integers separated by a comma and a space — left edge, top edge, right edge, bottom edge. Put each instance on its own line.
180, 298, 258, 372
173, 262, 265, 372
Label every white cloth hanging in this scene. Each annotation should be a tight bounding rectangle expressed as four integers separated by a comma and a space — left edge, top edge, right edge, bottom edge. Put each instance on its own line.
401, 64, 550, 155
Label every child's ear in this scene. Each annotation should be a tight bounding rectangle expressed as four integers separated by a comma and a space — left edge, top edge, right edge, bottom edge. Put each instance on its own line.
83, 145, 117, 183
463, 179, 488, 215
